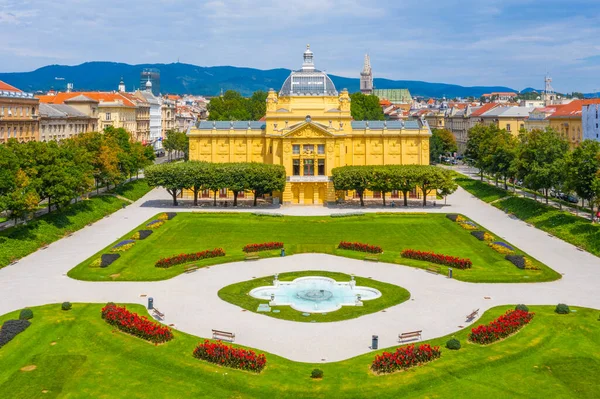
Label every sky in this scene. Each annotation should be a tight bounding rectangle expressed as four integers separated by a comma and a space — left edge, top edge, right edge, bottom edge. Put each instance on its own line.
1, 0, 600, 93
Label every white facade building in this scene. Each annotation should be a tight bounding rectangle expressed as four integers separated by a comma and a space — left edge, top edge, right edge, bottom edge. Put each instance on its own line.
583, 103, 600, 141
136, 79, 163, 152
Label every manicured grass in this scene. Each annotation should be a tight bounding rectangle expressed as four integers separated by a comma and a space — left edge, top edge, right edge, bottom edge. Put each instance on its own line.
455, 176, 512, 203
494, 197, 600, 257
68, 212, 559, 283
0, 196, 127, 268
109, 179, 152, 202
0, 303, 598, 398
218, 271, 411, 322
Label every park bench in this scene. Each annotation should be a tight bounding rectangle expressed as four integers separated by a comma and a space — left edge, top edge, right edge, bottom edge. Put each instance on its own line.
245, 252, 259, 261
466, 308, 479, 321
364, 255, 379, 262
212, 329, 235, 342
152, 308, 165, 320
184, 265, 199, 273
426, 265, 441, 274
399, 330, 422, 343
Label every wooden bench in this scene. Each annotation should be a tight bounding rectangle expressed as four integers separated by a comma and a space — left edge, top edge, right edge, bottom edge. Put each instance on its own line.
426, 265, 441, 274
244, 252, 259, 261
152, 308, 165, 320
399, 330, 422, 343
364, 255, 379, 262
212, 329, 235, 342
466, 308, 479, 321
184, 265, 199, 273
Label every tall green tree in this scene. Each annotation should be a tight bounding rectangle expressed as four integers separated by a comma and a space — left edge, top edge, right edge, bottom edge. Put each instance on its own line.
145, 163, 186, 206
390, 165, 418, 207
369, 167, 393, 206
246, 163, 286, 206
350, 92, 385, 121
180, 161, 210, 206
332, 166, 372, 206
569, 140, 600, 214
430, 128, 458, 163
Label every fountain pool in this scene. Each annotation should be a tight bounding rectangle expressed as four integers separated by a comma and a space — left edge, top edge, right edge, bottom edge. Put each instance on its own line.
249, 276, 382, 313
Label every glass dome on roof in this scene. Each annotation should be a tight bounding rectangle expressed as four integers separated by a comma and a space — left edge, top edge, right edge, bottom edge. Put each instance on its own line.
279, 45, 338, 97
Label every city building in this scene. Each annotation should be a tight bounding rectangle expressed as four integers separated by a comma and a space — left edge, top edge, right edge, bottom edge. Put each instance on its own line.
373, 88, 412, 105
0, 80, 39, 143
481, 92, 518, 103
187, 46, 431, 205
134, 80, 163, 151
478, 106, 533, 134
161, 96, 177, 134
120, 91, 150, 143
549, 99, 600, 147
583, 103, 600, 142
524, 106, 563, 132
360, 54, 373, 94
140, 68, 160, 96
39, 103, 96, 141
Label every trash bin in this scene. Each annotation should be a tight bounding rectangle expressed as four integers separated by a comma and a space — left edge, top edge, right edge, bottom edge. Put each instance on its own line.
448, 268, 453, 279
372, 335, 378, 350
280, 248, 285, 257
148, 297, 154, 310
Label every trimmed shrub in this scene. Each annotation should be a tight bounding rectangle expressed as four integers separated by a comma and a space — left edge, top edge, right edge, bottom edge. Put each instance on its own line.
555, 303, 570, 314
101, 303, 173, 344
311, 369, 324, 379
193, 340, 266, 373
469, 310, 534, 344
111, 240, 136, 252
515, 304, 529, 312
331, 212, 365, 218
401, 249, 472, 269
100, 253, 120, 268
338, 241, 382, 253
155, 248, 225, 268
131, 230, 153, 240
371, 344, 441, 374
252, 212, 284, 217
146, 220, 165, 229
19, 308, 33, 320
243, 242, 284, 253
446, 338, 461, 350
62, 302, 72, 311
489, 241, 514, 254
0, 319, 31, 348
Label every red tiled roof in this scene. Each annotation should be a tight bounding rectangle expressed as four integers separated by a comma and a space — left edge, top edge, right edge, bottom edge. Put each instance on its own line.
379, 99, 392, 107
471, 102, 500, 117
37, 92, 136, 107
549, 99, 600, 118
482, 92, 518, 97
0, 80, 22, 92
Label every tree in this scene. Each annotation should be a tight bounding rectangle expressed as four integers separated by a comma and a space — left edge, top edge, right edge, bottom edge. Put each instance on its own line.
180, 161, 210, 206
224, 163, 250, 207
145, 163, 186, 206
350, 92, 385, 121
163, 130, 188, 161
569, 140, 600, 215
249, 91, 268, 120
331, 166, 372, 207
414, 166, 447, 207
0, 144, 21, 213
390, 165, 418, 207
4, 169, 39, 223
205, 163, 227, 206
369, 167, 393, 206
246, 164, 286, 206
207, 90, 252, 121
430, 128, 457, 163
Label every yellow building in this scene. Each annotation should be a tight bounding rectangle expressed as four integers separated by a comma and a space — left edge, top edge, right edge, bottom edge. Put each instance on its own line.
478, 106, 533, 135
548, 99, 600, 148
187, 46, 431, 205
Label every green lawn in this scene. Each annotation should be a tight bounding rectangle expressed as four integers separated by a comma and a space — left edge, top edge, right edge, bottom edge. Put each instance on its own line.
494, 197, 600, 257
218, 271, 411, 322
109, 179, 152, 202
0, 196, 127, 268
455, 176, 512, 203
68, 212, 559, 283
0, 303, 598, 398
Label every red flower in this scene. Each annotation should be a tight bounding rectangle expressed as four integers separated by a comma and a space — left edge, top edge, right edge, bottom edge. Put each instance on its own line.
242, 242, 284, 253
193, 340, 266, 373
338, 241, 383, 254
400, 249, 472, 269
468, 309, 534, 344
101, 303, 173, 344
155, 248, 225, 268
371, 344, 441, 374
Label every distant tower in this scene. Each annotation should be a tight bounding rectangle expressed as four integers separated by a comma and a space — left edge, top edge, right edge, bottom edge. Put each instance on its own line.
145, 77, 153, 93
66, 83, 74, 93
543, 74, 556, 105
140, 68, 160, 96
302, 44, 315, 71
360, 54, 373, 95
118, 77, 126, 93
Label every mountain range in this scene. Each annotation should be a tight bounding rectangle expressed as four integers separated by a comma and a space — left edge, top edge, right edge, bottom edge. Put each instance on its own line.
0, 61, 519, 98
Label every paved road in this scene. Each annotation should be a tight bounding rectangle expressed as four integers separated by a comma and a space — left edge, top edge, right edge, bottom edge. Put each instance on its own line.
0, 187, 598, 362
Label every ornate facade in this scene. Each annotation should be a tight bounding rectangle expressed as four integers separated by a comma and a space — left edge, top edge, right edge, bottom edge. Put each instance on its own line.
187, 46, 431, 205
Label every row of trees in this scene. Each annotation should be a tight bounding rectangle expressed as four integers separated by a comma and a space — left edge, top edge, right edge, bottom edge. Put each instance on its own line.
349, 92, 385, 121
207, 90, 268, 121
430, 128, 458, 163
331, 165, 457, 207
0, 127, 155, 222
465, 124, 600, 214
145, 161, 286, 207
163, 130, 189, 161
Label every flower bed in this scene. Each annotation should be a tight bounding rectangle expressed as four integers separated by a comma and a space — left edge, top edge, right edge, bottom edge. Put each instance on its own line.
131, 230, 153, 240
158, 212, 177, 221
505, 254, 538, 270
155, 248, 225, 268
489, 241, 514, 254
242, 242, 284, 253
459, 221, 478, 230
446, 214, 460, 222
0, 319, 31, 349
146, 220, 165, 229
469, 309, 534, 345
338, 241, 382, 254
331, 212, 365, 218
371, 344, 441, 374
401, 249, 472, 269
471, 231, 494, 242
192, 339, 267, 373
101, 303, 173, 344
100, 253, 120, 267
111, 240, 136, 252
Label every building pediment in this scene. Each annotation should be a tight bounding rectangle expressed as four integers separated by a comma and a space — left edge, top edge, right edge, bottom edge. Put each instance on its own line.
281, 121, 335, 138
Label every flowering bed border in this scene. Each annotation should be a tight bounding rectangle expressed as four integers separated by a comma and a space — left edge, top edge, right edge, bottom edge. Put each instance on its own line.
371, 344, 441, 374
193, 339, 267, 373
338, 241, 382, 254
242, 242, 284, 253
469, 309, 534, 345
155, 248, 225, 268
401, 249, 472, 269
101, 303, 173, 344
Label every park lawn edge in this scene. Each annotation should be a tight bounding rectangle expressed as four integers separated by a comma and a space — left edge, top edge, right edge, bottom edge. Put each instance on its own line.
108, 179, 152, 202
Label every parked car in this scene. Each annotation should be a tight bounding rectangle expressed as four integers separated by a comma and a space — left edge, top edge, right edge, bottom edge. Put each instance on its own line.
565, 194, 579, 204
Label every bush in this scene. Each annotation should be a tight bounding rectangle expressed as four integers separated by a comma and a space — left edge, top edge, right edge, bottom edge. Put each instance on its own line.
101, 303, 173, 344
555, 303, 570, 314
193, 340, 267, 373
515, 304, 529, 312
62, 302, 72, 311
252, 212, 284, 217
155, 248, 226, 268
0, 319, 31, 348
19, 308, 33, 320
331, 212, 365, 218
111, 240, 136, 252
469, 310, 534, 344
338, 241, 382, 253
401, 249, 472, 269
371, 344, 441, 374
100, 253, 120, 268
311, 369, 324, 379
446, 338, 461, 350
243, 242, 284, 253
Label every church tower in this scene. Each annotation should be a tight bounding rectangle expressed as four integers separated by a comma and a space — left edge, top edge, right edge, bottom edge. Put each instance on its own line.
118, 77, 126, 93
360, 53, 373, 94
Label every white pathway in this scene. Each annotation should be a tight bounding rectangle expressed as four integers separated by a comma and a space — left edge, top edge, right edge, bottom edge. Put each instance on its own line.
0, 187, 599, 362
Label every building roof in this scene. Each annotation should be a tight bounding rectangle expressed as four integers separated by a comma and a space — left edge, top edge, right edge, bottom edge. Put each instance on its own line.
549, 99, 600, 118
196, 121, 266, 130
351, 120, 421, 130
280, 45, 338, 97
37, 92, 136, 107
39, 103, 90, 118
482, 92, 518, 97
373, 88, 412, 103
0, 80, 21, 92
64, 94, 98, 103
480, 106, 534, 118
470, 102, 499, 117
